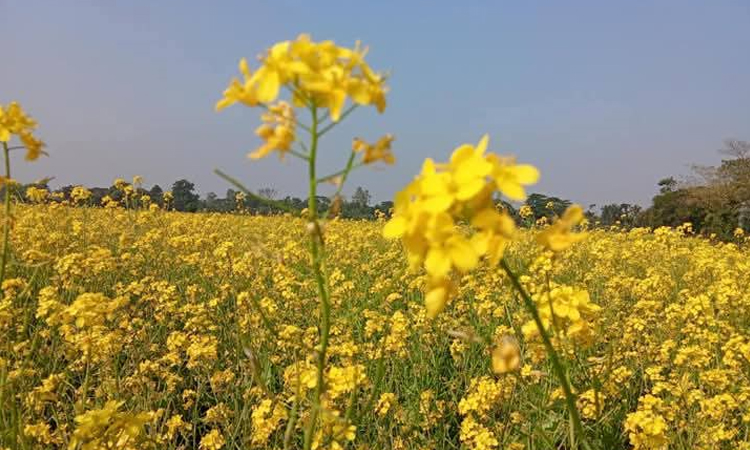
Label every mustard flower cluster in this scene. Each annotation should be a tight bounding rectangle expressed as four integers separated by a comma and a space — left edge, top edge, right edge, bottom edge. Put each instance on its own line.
216, 34, 389, 163
521, 283, 602, 348
383, 135, 539, 317
0, 101, 45, 161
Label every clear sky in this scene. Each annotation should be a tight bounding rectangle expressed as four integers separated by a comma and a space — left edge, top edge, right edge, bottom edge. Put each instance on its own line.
3, 1, 749, 207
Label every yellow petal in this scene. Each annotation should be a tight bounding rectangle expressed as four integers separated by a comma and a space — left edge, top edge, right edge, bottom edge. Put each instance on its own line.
447, 237, 479, 272
521, 321, 539, 339
475, 134, 490, 155
470, 232, 490, 256
270, 41, 290, 59
498, 213, 516, 237
239, 57, 251, 78
471, 208, 501, 229
215, 97, 234, 112
328, 90, 347, 122
497, 180, 526, 201
383, 216, 407, 239
248, 143, 272, 160
455, 179, 486, 201
256, 70, 280, 103
450, 144, 474, 166
513, 164, 540, 184
285, 61, 310, 75
428, 212, 454, 236
347, 80, 371, 104
425, 285, 448, 319
421, 196, 453, 213
487, 235, 509, 265
421, 158, 437, 176
420, 173, 450, 197
425, 247, 451, 279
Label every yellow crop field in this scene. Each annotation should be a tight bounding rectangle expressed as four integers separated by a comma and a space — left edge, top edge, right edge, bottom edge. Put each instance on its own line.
0, 205, 748, 449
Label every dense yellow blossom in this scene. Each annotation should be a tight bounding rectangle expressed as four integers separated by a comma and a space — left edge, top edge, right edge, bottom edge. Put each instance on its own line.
199, 428, 226, 450
521, 283, 601, 346
25, 186, 48, 203
251, 399, 287, 445
0, 202, 748, 449
68, 401, 150, 450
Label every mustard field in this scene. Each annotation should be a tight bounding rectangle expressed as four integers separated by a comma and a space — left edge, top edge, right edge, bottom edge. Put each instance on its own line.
0, 205, 748, 449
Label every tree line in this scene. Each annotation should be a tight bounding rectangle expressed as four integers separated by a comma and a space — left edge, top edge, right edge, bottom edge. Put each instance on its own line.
590, 139, 750, 239
10, 139, 750, 237
13, 179, 397, 219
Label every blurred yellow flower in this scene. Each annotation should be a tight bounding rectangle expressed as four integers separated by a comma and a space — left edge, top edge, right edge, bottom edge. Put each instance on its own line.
536, 204, 587, 252
250, 101, 296, 160
0, 101, 45, 160
492, 335, 521, 374
352, 134, 395, 165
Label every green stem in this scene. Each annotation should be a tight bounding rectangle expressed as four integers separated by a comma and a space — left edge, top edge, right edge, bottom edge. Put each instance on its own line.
325, 151, 358, 218
284, 360, 302, 450
336, 151, 357, 192
317, 162, 364, 185
303, 105, 333, 450
500, 258, 592, 450
318, 104, 358, 137
0, 142, 12, 286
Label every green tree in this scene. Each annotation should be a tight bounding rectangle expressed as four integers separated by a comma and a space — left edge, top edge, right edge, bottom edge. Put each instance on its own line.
171, 179, 200, 212
600, 203, 642, 227
525, 193, 572, 220
351, 186, 371, 208
149, 184, 164, 206
658, 177, 677, 194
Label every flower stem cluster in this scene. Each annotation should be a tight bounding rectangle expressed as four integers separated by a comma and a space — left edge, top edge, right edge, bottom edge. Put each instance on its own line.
216, 35, 390, 450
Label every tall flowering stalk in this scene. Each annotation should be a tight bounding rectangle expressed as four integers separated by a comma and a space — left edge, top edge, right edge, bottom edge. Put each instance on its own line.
0, 102, 45, 285
383, 140, 593, 448
216, 34, 391, 449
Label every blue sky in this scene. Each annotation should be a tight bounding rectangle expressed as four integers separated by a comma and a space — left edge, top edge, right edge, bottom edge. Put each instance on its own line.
2, 1, 749, 207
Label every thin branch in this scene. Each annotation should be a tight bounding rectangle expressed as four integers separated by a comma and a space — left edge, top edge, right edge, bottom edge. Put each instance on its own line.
318, 104, 359, 137
296, 121, 313, 134
317, 162, 364, 185
288, 149, 310, 161
323, 151, 358, 219
317, 109, 331, 124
